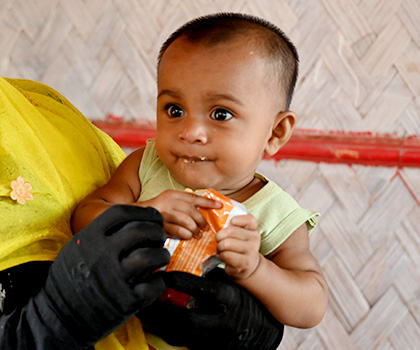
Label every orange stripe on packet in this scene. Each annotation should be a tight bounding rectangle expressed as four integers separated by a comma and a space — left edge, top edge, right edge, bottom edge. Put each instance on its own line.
162, 189, 246, 307
164, 189, 234, 276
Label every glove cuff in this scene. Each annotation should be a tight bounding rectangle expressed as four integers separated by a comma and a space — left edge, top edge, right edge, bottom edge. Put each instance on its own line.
267, 323, 284, 350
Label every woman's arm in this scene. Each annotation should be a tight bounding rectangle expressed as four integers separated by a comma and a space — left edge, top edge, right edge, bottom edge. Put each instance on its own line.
1, 206, 170, 349
0, 262, 86, 350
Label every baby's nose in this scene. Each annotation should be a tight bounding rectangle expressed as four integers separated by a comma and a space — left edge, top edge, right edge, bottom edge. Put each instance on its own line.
178, 117, 208, 144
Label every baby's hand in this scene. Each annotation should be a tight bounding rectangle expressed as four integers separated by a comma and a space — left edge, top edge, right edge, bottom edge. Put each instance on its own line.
138, 190, 221, 239
216, 214, 261, 281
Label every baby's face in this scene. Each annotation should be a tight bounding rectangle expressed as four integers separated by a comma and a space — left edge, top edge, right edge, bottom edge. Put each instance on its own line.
155, 37, 281, 195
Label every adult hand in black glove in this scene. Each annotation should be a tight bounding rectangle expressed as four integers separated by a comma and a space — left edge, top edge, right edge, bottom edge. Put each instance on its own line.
44, 204, 170, 346
138, 268, 284, 350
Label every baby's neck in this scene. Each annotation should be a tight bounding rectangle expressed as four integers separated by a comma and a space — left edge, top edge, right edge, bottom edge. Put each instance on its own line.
220, 176, 266, 202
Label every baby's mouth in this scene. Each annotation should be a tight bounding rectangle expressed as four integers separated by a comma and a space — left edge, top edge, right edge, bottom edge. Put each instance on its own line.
180, 156, 207, 164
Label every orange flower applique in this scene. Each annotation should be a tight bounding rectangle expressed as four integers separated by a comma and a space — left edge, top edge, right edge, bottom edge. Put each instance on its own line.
10, 176, 33, 204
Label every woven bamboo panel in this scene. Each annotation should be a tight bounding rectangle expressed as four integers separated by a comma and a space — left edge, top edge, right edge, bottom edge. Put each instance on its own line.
1, 1, 420, 349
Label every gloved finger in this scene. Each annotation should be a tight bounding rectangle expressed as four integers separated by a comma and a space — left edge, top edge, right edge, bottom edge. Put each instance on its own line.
138, 300, 219, 347
133, 274, 167, 308
162, 271, 235, 305
138, 300, 192, 331
95, 205, 163, 236
122, 247, 170, 281
116, 220, 167, 258
162, 271, 205, 291
203, 266, 233, 283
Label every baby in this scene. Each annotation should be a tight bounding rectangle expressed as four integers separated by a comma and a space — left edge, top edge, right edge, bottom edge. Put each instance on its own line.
72, 13, 328, 330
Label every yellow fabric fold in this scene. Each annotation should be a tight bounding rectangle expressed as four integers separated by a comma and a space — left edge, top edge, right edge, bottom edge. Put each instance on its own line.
95, 317, 149, 350
0, 77, 125, 270
0, 77, 148, 349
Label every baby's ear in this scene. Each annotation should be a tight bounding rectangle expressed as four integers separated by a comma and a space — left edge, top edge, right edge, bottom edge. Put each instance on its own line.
264, 110, 296, 156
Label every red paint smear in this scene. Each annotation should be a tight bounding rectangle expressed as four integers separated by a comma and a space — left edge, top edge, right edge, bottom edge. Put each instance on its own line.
93, 118, 420, 168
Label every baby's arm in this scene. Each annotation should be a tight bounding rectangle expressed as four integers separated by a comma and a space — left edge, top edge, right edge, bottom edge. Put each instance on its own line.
72, 147, 221, 238
216, 217, 328, 328
71, 148, 146, 233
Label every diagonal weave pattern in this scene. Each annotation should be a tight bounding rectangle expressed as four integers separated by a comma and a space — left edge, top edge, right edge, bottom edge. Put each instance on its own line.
1, 0, 420, 136
1, 1, 420, 349
257, 160, 420, 349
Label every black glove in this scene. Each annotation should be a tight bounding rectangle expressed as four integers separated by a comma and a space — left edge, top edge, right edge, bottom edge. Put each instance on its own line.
44, 205, 170, 347
138, 268, 284, 350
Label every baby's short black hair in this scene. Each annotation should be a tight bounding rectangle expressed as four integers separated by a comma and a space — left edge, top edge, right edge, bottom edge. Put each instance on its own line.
158, 13, 299, 109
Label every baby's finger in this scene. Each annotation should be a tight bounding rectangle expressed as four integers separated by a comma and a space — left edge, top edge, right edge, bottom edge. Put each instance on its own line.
182, 191, 222, 209
217, 235, 241, 253
163, 210, 201, 238
187, 208, 209, 235
219, 250, 247, 268
167, 200, 209, 235
216, 224, 259, 241
163, 222, 194, 240
228, 214, 258, 230
219, 250, 260, 280
217, 234, 258, 254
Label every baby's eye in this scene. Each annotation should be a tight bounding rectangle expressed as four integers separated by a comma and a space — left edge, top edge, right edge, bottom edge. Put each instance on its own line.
167, 104, 184, 118
211, 108, 233, 121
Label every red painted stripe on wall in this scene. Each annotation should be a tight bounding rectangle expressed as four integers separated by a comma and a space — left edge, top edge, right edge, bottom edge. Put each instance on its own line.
93, 120, 420, 168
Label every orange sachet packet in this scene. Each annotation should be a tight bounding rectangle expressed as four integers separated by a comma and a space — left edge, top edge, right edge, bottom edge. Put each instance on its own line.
161, 188, 247, 307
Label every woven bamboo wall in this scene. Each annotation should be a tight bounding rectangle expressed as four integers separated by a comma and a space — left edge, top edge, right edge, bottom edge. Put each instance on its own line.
1, 1, 420, 349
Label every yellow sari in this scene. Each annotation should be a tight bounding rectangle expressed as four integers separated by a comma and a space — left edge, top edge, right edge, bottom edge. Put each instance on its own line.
0, 77, 148, 350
